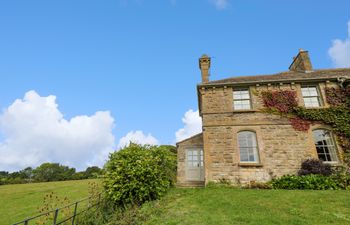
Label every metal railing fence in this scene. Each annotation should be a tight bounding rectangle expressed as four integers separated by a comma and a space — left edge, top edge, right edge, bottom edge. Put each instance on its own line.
12, 193, 101, 225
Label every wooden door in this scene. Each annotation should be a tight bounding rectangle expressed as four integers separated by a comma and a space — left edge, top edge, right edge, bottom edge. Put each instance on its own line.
186, 149, 204, 181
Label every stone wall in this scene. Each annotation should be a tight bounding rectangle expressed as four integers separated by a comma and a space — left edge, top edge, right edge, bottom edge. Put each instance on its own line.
176, 133, 203, 185
200, 81, 342, 184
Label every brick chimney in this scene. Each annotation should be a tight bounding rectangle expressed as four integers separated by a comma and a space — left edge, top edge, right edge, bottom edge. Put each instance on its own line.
199, 54, 211, 83
289, 49, 313, 72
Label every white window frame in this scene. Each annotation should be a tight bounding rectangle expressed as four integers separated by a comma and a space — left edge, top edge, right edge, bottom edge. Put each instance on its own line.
186, 149, 204, 167
301, 85, 322, 108
237, 131, 260, 163
312, 129, 338, 163
233, 89, 251, 110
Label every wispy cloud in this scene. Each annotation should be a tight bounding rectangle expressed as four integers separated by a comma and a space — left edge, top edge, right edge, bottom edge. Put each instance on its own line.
329, 20, 350, 67
210, 0, 229, 10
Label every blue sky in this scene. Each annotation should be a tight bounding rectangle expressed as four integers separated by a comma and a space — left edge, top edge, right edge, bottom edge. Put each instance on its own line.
0, 0, 350, 171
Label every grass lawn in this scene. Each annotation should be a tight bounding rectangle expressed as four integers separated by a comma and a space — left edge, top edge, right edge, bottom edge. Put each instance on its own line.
140, 186, 350, 225
0, 179, 99, 225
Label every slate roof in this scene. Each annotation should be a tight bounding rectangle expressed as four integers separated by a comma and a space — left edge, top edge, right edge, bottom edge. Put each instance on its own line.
202, 68, 350, 86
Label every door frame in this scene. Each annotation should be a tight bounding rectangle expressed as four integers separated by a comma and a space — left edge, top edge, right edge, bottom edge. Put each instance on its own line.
185, 148, 204, 181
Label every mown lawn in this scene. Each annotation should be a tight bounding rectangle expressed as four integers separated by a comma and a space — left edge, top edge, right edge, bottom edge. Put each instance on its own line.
0, 179, 99, 225
140, 186, 350, 225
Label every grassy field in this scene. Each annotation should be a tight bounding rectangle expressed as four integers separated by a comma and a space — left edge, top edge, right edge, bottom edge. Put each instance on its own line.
0, 179, 99, 225
2, 181, 350, 225
140, 186, 350, 225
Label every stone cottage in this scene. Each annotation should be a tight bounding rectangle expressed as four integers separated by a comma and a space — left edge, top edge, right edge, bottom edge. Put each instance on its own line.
177, 49, 350, 187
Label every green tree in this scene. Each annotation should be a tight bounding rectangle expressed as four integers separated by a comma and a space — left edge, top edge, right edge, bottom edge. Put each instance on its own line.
33, 163, 75, 182
19, 167, 34, 181
84, 166, 102, 179
0, 171, 9, 178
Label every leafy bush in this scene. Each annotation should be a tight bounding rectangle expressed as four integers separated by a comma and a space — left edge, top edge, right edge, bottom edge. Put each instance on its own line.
103, 143, 177, 206
331, 167, 350, 190
271, 174, 350, 190
298, 159, 332, 176
271, 174, 341, 190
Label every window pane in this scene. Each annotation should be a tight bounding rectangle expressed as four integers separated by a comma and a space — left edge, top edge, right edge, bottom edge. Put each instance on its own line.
238, 131, 259, 163
304, 97, 320, 107
240, 151, 249, 162
241, 92, 250, 99
234, 90, 249, 99
234, 90, 250, 100
249, 153, 255, 162
309, 88, 318, 96
234, 100, 251, 110
302, 87, 318, 97
313, 129, 338, 162
233, 89, 251, 110
233, 92, 241, 99
302, 86, 321, 107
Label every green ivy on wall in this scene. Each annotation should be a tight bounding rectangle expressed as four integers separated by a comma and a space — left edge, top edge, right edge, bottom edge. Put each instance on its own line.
260, 87, 350, 166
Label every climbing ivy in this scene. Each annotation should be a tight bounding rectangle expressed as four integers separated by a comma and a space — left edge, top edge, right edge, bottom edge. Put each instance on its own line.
260, 87, 350, 166
261, 90, 298, 113
325, 87, 350, 107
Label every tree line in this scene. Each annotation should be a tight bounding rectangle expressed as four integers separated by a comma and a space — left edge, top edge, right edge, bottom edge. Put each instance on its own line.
0, 163, 102, 185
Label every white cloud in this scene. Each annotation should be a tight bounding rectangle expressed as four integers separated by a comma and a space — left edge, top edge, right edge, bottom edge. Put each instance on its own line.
329, 21, 350, 67
0, 90, 115, 172
210, 0, 229, 10
117, 130, 159, 149
175, 109, 202, 142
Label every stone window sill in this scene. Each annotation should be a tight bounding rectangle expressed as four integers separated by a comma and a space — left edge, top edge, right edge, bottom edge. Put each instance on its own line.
239, 163, 263, 167
232, 109, 258, 113
323, 161, 342, 167
304, 106, 327, 109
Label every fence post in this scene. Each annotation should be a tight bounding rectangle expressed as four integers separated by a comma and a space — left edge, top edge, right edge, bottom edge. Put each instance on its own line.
53, 209, 59, 225
71, 202, 78, 225
24, 220, 29, 225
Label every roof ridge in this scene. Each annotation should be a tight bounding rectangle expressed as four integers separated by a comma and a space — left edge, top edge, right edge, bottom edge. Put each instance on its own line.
204, 68, 350, 85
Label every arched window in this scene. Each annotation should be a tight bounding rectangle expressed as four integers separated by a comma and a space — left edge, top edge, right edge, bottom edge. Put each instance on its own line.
312, 129, 338, 162
238, 131, 260, 163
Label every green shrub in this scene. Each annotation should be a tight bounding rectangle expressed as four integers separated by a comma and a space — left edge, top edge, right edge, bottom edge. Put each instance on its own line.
103, 143, 176, 206
298, 159, 332, 176
271, 174, 345, 190
331, 167, 350, 190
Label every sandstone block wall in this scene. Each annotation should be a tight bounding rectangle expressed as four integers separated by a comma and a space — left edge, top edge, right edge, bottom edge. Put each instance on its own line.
200, 81, 343, 184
